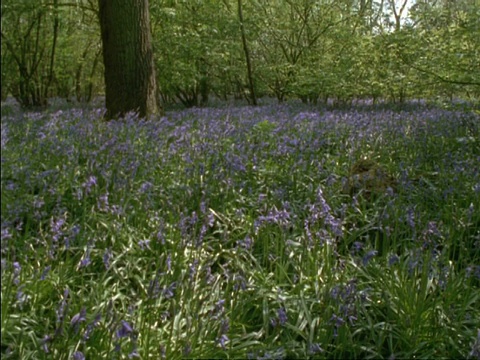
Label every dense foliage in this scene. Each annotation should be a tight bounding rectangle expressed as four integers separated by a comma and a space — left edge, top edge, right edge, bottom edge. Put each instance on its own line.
1, 0, 479, 107
1, 98, 479, 358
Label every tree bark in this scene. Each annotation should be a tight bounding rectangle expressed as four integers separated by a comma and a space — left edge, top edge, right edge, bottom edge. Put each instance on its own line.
237, 0, 257, 106
98, 0, 161, 119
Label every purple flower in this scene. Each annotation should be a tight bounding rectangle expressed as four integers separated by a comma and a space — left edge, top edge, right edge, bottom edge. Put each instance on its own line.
13, 261, 21, 285
270, 317, 277, 327
331, 313, 345, 327
1, 228, 12, 242
55, 289, 69, 336
308, 343, 324, 355
65, 225, 81, 249
138, 239, 151, 250
72, 351, 85, 360
71, 307, 87, 333
237, 235, 253, 251
207, 212, 215, 227
139, 181, 153, 193
98, 193, 110, 212
351, 241, 363, 254
362, 250, 378, 266
233, 274, 247, 291
220, 318, 230, 334
51, 216, 66, 243
162, 282, 176, 299
116, 320, 134, 339
255, 206, 292, 232
82, 175, 97, 195
466, 265, 480, 280
83, 313, 101, 341
103, 248, 112, 270
16, 285, 28, 308
213, 299, 225, 318
189, 259, 198, 280
217, 334, 229, 350
316, 187, 331, 216
128, 348, 140, 358
388, 254, 400, 266
40, 335, 53, 353
166, 253, 172, 272
156, 228, 165, 244
278, 307, 288, 326
406, 207, 415, 230
79, 248, 91, 268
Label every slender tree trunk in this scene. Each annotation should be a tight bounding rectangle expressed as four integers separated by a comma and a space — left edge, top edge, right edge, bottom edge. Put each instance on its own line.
45, 0, 59, 101
98, 0, 161, 119
237, 0, 257, 106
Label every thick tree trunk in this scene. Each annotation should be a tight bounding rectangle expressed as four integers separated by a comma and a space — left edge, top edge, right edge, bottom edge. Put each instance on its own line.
98, 0, 160, 119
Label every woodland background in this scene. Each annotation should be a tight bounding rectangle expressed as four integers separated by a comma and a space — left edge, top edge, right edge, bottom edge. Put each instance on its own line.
1, 0, 479, 109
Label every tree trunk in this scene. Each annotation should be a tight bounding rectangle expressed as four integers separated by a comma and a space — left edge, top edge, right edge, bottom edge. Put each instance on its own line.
98, 0, 161, 119
237, 0, 257, 106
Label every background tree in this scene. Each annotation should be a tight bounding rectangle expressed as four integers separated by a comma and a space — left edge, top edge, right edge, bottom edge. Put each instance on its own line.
1, 0, 59, 107
98, 0, 160, 119
2, 0, 478, 108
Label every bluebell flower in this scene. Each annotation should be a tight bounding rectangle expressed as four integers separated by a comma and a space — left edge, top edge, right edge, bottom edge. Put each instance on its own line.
16, 285, 28, 308
13, 261, 21, 285
51, 216, 66, 243
98, 193, 110, 212
351, 241, 363, 254
362, 250, 378, 266
162, 282, 176, 299
189, 259, 199, 280
270, 318, 277, 327
1, 228, 12, 242
388, 254, 400, 266
166, 253, 172, 272
237, 235, 253, 251
220, 318, 230, 334
72, 351, 85, 360
82, 175, 97, 195
233, 274, 247, 291
217, 333, 229, 350
466, 265, 480, 280
213, 299, 225, 318
83, 313, 101, 341
406, 207, 415, 230
207, 212, 215, 227
128, 348, 140, 358
40, 335, 52, 353
103, 248, 112, 270
331, 313, 345, 328
138, 239, 151, 250
308, 343, 324, 355
79, 247, 91, 269
71, 307, 87, 334
139, 181, 153, 194
156, 230, 165, 244
278, 307, 288, 326
55, 289, 69, 336
116, 320, 134, 339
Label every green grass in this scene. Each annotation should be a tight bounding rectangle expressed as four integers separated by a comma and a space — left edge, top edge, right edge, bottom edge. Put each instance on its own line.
1, 100, 479, 359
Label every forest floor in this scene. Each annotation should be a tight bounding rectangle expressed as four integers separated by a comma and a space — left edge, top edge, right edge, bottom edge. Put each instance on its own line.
1, 98, 479, 359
